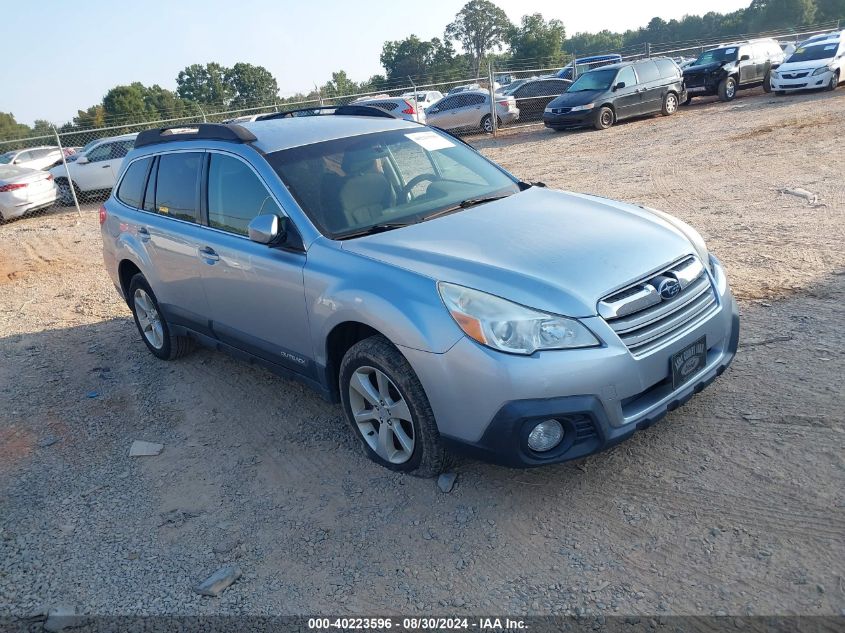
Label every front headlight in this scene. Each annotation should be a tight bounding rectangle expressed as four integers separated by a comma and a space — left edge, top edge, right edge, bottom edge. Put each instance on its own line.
438, 283, 599, 355
812, 66, 833, 76
570, 103, 595, 112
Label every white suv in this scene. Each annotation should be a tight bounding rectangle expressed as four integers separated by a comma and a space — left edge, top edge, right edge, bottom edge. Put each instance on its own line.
50, 134, 137, 204
770, 32, 844, 93
0, 146, 63, 171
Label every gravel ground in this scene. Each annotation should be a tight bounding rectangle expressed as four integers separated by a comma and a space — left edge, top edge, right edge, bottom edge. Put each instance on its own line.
0, 87, 843, 621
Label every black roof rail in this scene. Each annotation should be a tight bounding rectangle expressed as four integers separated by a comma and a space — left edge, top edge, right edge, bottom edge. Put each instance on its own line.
256, 104, 399, 121
134, 123, 257, 149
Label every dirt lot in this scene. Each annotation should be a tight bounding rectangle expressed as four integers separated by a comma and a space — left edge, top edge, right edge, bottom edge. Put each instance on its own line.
1, 88, 843, 620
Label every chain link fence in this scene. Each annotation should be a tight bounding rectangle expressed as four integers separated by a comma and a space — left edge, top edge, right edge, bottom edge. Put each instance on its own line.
0, 20, 840, 221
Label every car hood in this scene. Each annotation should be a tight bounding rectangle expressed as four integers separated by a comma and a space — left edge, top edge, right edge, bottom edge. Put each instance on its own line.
341, 187, 697, 317
777, 59, 830, 72
684, 62, 724, 74
547, 89, 603, 107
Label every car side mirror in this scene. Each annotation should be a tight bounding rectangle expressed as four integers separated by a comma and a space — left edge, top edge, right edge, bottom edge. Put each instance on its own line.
740, 55, 750, 61
614, 81, 626, 90
76, 155, 89, 164
248, 214, 285, 245
429, 107, 439, 113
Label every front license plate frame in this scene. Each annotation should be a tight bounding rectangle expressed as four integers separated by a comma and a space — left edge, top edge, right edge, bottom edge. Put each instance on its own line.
671, 336, 707, 390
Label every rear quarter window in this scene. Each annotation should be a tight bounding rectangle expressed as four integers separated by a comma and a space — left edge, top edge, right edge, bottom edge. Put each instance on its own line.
116, 158, 151, 209
655, 58, 679, 79
635, 61, 661, 83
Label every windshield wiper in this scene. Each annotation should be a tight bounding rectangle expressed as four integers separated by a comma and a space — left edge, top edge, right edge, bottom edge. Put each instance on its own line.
336, 222, 416, 240
423, 194, 513, 222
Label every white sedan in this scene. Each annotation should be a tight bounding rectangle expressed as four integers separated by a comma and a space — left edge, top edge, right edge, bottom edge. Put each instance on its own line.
0, 165, 57, 222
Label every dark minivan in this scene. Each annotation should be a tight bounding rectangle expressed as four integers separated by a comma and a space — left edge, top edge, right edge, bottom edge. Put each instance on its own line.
543, 58, 684, 131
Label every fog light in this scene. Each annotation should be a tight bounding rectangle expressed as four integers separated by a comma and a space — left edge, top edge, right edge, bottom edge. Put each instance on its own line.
527, 419, 564, 452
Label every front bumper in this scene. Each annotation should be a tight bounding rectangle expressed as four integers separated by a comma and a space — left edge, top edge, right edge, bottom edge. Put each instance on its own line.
543, 110, 594, 128
770, 70, 832, 91
683, 75, 720, 96
403, 258, 739, 467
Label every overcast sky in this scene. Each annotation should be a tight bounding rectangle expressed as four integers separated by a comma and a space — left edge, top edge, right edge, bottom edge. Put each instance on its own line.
7, 0, 747, 125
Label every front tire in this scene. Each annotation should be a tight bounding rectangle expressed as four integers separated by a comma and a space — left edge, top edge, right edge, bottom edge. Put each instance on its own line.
128, 274, 192, 360
593, 106, 614, 130
662, 92, 679, 115
718, 76, 737, 101
339, 335, 446, 477
827, 70, 840, 91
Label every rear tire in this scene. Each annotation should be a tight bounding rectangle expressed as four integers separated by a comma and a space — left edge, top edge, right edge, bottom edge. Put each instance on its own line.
662, 92, 679, 116
481, 114, 502, 134
763, 70, 772, 93
55, 178, 80, 206
718, 76, 737, 101
128, 274, 192, 361
593, 106, 614, 130
339, 335, 446, 477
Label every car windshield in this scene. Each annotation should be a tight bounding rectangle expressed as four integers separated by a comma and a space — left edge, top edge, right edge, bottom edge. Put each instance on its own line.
266, 128, 519, 239
0, 152, 14, 164
788, 43, 838, 62
694, 47, 738, 65
567, 69, 617, 92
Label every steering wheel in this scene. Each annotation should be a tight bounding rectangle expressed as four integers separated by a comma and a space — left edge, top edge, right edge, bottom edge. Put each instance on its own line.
402, 173, 438, 198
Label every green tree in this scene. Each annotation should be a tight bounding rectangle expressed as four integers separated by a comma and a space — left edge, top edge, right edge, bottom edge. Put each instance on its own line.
31, 120, 54, 137
815, 0, 845, 20
103, 82, 156, 126
320, 70, 361, 98
746, 0, 817, 31
508, 13, 566, 65
176, 62, 233, 106
226, 62, 279, 108
445, 0, 513, 77
0, 113, 31, 142
563, 30, 624, 55
380, 35, 460, 81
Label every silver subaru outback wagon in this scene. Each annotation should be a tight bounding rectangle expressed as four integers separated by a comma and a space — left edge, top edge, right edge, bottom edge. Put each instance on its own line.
101, 109, 738, 476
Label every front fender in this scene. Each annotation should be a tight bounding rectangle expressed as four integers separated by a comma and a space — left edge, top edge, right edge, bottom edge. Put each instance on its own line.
304, 240, 463, 366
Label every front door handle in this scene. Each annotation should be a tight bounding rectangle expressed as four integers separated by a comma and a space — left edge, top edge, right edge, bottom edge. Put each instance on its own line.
102, 165, 110, 169
199, 246, 220, 263
137, 227, 150, 242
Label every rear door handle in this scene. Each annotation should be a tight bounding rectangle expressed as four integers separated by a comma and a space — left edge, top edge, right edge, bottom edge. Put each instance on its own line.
199, 246, 220, 263
137, 227, 150, 242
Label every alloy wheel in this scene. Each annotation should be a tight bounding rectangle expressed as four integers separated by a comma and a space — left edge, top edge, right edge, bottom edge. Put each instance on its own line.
348, 365, 415, 464
133, 288, 164, 349
665, 94, 677, 113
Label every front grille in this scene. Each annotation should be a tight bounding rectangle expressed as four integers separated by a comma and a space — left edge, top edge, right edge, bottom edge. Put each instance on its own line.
549, 107, 572, 114
684, 75, 706, 87
782, 72, 809, 79
599, 257, 718, 356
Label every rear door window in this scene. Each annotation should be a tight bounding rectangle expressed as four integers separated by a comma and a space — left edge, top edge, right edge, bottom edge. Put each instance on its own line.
207, 154, 282, 236
635, 61, 661, 83
154, 152, 202, 223
116, 158, 151, 209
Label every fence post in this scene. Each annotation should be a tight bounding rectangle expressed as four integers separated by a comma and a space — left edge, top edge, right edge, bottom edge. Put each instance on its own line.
487, 60, 498, 137
51, 125, 81, 218
407, 76, 419, 122
646, 42, 651, 58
